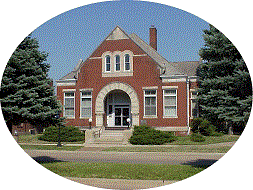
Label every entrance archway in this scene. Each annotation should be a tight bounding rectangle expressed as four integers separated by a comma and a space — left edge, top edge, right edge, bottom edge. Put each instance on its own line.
95, 82, 139, 127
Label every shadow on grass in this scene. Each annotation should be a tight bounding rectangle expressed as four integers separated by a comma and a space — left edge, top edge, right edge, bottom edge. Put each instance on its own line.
33, 156, 65, 164
183, 159, 218, 169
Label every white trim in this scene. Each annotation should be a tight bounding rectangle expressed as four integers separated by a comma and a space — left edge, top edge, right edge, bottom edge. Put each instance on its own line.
102, 50, 134, 77
79, 88, 93, 91
114, 54, 121, 72
190, 90, 198, 119
163, 88, 177, 118
89, 57, 102, 60
57, 82, 76, 86
189, 78, 197, 82
124, 53, 131, 71
63, 89, 76, 92
63, 91, 75, 119
56, 79, 77, 86
187, 79, 190, 135
162, 78, 187, 83
105, 55, 111, 72
162, 86, 178, 89
142, 86, 158, 90
80, 90, 92, 119
56, 79, 77, 82
133, 54, 147, 57
143, 89, 157, 117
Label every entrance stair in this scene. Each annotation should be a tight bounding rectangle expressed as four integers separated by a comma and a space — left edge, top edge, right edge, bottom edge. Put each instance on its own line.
93, 130, 125, 144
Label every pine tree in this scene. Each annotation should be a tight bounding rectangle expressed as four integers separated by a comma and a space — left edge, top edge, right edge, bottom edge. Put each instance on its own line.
198, 25, 252, 133
0, 35, 62, 132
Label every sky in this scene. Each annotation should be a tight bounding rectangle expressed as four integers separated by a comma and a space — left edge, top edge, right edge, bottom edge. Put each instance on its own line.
30, 1, 209, 83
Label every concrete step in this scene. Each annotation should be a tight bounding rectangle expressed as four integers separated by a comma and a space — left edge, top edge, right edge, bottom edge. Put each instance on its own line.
93, 138, 124, 144
100, 130, 124, 138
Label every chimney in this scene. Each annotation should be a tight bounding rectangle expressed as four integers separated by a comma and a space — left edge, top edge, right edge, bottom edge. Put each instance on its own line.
149, 25, 157, 51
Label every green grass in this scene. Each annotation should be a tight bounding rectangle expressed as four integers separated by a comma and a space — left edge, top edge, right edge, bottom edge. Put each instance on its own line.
18, 134, 84, 144
20, 145, 82, 151
41, 162, 205, 181
168, 135, 239, 145
103, 145, 232, 153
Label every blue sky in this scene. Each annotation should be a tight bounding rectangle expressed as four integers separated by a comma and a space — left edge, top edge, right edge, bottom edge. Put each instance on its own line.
31, 1, 209, 83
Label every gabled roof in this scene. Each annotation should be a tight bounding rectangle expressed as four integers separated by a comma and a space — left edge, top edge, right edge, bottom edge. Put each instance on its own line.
60, 59, 83, 80
106, 26, 130, 40
129, 33, 183, 75
168, 61, 200, 77
58, 26, 199, 81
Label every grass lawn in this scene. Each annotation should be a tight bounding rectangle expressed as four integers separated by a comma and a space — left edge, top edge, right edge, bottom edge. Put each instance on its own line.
41, 162, 205, 181
17, 134, 84, 144
20, 145, 82, 151
168, 135, 240, 145
103, 145, 232, 153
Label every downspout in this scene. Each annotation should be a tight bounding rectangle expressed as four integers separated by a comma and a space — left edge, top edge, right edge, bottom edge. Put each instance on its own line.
186, 77, 190, 135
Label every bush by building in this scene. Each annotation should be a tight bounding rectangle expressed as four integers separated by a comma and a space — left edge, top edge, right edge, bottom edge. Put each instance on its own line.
129, 125, 176, 145
38, 125, 85, 142
190, 133, 206, 142
190, 118, 216, 136
190, 117, 204, 133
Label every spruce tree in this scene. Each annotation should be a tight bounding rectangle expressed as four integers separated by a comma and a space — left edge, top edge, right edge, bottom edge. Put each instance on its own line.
198, 25, 252, 133
0, 35, 62, 132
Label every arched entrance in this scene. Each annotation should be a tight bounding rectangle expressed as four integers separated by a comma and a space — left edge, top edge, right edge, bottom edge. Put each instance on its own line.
105, 90, 130, 128
95, 82, 139, 128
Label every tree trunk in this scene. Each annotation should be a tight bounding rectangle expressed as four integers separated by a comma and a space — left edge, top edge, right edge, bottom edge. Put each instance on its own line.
6, 121, 13, 134
228, 126, 233, 135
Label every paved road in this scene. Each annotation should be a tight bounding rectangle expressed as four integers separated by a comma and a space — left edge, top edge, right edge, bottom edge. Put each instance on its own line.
25, 149, 224, 166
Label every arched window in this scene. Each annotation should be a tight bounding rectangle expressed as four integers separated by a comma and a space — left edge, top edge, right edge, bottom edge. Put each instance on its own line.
124, 54, 130, 71
115, 55, 120, 71
105, 55, 111, 72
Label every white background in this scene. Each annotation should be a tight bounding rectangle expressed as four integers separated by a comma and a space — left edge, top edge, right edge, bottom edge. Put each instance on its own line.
0, 0, 252, 190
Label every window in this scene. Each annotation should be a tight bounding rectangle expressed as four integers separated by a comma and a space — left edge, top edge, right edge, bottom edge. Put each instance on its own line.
124, 54, 130, 71
80, 91, 92, 118
144, 90, 157, 116
115, 55, 120, 71
64, 92, 75, 118
163, 89, 177, 117
191, 91, 198, 118
105, 55, 111, 72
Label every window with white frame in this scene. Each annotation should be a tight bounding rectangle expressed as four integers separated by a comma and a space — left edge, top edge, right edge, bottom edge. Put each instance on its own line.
105, 55, 111, 72
191, 91, 198, 118
64, 92, 75, 118
80, 91, 92, 118
115, 55, 120, 71
124, 54, 130, 71
144, 90, 157, 116
163, 89, 177, 117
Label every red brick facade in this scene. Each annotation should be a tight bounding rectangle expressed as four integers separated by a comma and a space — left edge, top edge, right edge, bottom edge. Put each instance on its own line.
56, 26, 199, 135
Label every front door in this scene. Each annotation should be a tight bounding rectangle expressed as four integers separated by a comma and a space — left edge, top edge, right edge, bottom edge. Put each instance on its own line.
115, 106, 130, 127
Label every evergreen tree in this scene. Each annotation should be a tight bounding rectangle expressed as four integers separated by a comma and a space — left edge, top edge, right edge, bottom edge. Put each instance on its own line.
198, 25, 252, 133
0, 35, 62, 132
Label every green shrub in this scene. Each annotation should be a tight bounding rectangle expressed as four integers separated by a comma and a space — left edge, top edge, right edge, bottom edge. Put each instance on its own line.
129, 125, 176, 145
190, 118, 216, 136
211, 132, 224, 137
190, 133, 206, 142
198, 120, 216, 136
190, 118, 204, 133
38, 125, 85, 142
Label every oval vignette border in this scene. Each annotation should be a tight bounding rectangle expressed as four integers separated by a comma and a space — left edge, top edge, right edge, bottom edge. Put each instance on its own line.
0, 1, 252, 190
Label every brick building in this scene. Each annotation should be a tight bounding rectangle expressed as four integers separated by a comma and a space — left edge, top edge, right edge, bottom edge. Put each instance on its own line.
56, 26, 199, 136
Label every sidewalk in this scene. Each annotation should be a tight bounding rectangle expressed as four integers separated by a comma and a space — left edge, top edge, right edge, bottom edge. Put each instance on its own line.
66, 177, 177, 189
18, 141, 236, 148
